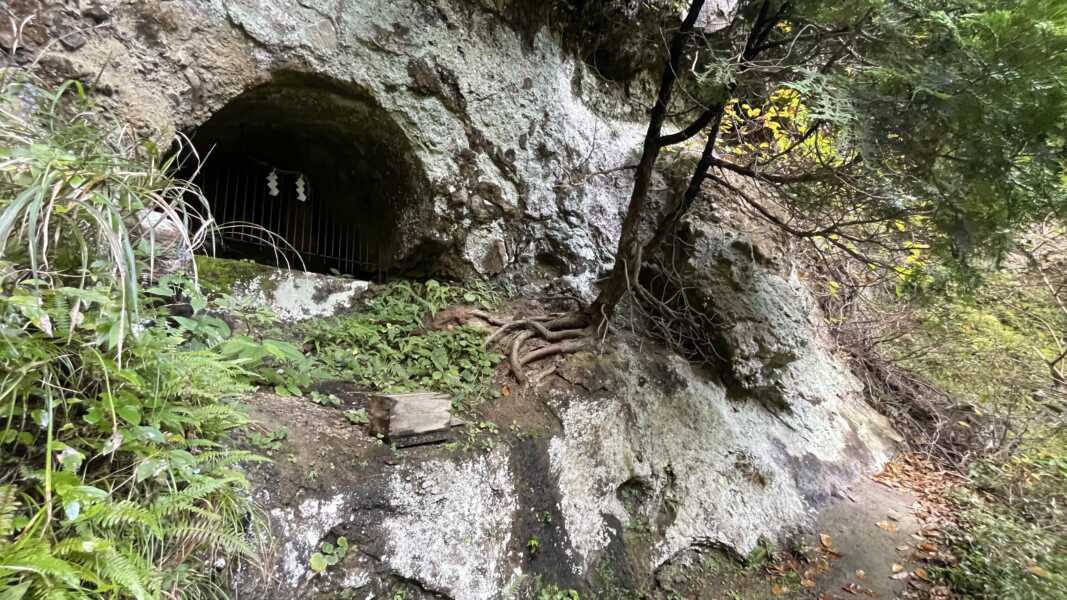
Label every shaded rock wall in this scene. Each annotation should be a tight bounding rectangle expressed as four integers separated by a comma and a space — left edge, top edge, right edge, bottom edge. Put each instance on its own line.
24, 0, 676, 289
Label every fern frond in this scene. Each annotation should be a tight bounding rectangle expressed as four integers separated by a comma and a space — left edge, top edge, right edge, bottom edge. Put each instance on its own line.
0, 485, 18, 537
90, 547, 156, 600
161, 525, 256, 560
76, 500, 161, 539
0, 543, 81, 588
194, 450, 267, 470
152, 477, 238, 516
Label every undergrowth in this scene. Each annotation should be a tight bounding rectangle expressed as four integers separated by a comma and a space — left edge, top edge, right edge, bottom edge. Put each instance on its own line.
935, 441, 1067, 599
301, 280, 502, 408
0, 72, 274, 597
885, 272, 1066, 599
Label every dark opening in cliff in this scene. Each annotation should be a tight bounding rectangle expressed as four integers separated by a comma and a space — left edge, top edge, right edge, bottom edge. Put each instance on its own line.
178, 73, 427, 277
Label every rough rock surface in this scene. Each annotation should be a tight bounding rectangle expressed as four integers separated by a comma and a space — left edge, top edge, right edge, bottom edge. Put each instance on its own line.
660, 215, 830, 408
237, 328, 895, 600
25, 0, 681, 292
230, 270, 369, 321
12, 2, 904, 597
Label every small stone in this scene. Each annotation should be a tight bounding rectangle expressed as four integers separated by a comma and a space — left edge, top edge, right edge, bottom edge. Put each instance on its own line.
59, 32, 88, 51
0, 28, 15, 51
82, 4, 111, 24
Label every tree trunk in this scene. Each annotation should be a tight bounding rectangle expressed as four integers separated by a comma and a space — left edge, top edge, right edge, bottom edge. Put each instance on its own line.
587, 0, 783, 327
587, 0, 708, 326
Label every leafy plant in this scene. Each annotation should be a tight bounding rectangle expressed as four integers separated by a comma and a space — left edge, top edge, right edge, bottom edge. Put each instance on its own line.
537, 584, 580, 600
309, 536, 349, 574
218, 335, 320, 397
936, 479, 1066, 597
301, 281, 501, 407
0, 72, 267, 598
247, 427, 288, 452
310, 391, 342, 407
344, 408, 369, 425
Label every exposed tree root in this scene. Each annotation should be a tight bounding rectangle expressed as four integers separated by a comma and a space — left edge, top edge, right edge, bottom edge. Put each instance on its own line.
432, 306, 508, 328
485, 312, 595, 384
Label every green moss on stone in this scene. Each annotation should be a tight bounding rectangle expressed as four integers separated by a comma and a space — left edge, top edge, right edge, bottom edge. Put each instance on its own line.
194, 255, 278, 294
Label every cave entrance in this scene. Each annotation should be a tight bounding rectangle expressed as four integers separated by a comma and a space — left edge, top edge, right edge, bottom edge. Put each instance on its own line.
180, 73, 426, 278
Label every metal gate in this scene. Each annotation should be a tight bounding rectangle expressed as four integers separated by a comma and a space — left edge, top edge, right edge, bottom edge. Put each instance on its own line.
197, 155, 381, 276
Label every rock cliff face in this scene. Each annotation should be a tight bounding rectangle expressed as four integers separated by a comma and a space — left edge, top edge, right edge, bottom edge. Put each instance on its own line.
27, 0, 678, 290
238, 322, 895, 599
16, 1, 902, 597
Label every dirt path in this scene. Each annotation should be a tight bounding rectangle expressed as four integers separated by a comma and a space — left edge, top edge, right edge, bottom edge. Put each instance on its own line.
799, 478, 927, 599
658, 454, 956, 600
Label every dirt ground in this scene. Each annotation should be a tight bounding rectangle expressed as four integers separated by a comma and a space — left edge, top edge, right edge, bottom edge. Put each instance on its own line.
656, 453, 960, 600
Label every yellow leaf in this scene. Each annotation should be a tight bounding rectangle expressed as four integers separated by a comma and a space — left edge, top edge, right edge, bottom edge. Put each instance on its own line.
877, 521, 898, 533
892, 563, 905, 573
1026, 565, 1050, 578
820, 533, 834, 549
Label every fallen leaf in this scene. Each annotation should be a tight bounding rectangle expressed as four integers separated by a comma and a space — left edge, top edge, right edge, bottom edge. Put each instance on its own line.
801, 578, 816, 588
855, 569, 866, 580
771, 583, 788, 596
1026, 565, 1050, 578
820, 533, 834, 549
896, 544, 910, 552
877, 520, 899, 533
918, 543, 939, 553
892, 563, 905, 573
913, 568, 931, 582
891, 571, 910, 580
841, 583, 875, 596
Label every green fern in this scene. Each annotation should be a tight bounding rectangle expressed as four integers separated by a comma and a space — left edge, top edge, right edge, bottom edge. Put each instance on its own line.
0, 486, 17, 538
0, 74, 267, 599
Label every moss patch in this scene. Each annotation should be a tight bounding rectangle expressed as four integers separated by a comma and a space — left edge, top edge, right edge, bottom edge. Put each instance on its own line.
195, 255, 279, 294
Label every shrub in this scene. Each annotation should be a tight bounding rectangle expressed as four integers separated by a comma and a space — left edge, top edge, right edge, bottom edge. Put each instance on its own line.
0, 71, 265, 598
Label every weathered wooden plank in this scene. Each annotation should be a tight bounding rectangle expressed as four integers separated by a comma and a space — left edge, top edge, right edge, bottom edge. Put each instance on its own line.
369, 392, 453, 440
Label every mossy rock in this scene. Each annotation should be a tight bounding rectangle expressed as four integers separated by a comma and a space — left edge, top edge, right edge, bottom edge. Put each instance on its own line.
195, 255, 280, 294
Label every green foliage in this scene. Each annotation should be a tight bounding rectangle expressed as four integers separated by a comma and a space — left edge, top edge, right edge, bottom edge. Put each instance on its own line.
816, 0, 1067, 264
247, 427, 288, 453
343, 408, 369, 425
936, 443, 1067, 599
687, 0, 1067, 281
309, 391, 342, 407
218, 335, 321, 397
891, 272, 1063, 421
309, 536, 349, 574
885, 256, 1066, 598
0, 71, 210, 340
0, 74, 266, 598
537, 584, 580, 600
301, 281, 501, 407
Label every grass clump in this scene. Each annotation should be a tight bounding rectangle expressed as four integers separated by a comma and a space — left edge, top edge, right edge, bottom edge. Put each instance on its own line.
0, 72, 269, 597
301, 280, 502, 407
